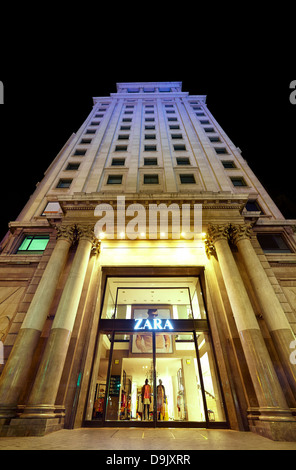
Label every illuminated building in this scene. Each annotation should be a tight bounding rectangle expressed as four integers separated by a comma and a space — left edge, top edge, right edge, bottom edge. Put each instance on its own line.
0, 82, 295, 440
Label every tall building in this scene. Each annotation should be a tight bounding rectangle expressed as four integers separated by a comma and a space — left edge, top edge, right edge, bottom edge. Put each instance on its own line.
0, 82, 296, 441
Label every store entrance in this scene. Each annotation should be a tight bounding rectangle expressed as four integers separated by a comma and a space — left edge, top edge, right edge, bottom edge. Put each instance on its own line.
84, 274, 228, 428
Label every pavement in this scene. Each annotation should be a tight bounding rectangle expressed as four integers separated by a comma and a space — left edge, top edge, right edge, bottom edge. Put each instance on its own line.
1, 427, 296, 450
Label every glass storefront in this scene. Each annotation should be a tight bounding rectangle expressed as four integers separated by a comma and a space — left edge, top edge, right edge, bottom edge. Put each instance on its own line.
86, 276, 227, 427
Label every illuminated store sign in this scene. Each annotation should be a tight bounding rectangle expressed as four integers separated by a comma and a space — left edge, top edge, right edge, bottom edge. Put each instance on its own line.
134, 318, 174, 330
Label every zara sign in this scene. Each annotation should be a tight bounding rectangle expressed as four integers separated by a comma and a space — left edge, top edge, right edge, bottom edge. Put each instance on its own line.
134, 318, 174, 331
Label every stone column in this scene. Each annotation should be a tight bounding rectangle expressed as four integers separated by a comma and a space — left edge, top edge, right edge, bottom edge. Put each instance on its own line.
21, 225, 98, 419
231, 224, 296, 399
0, 225, 74, 418
206, 224, 296, 440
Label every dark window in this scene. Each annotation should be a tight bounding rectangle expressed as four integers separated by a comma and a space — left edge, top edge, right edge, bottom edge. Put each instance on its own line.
215, 147, 228, 154
73, 149, 86, 156
171, 134, 183, 139
57, 179, 72, 188
66, 163, 80, 170
204, 127, 215, 133
176, 157, 190, 165
107, 175, 123, 184
230, 177, 247, 187
222, 161, 236, 169
144, 145, 157, 151
173, 144, 186, 151
144, 158, 158, 166
111, 158, 125, 166
245, 200, 262, 212
180, 174, 196, 184
145, 134, 156, 140
257, 233, 292, 253
144, 174, 159, 184
115, 145, 128, 151
118, 134, 129, 140
209, 136, 220, 142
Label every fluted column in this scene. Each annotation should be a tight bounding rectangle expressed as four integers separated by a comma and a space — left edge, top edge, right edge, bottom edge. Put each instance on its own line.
21, 225, 99, 418
0, 225, 74, 418
206, 224, 295, 432
231, 224, 296, 399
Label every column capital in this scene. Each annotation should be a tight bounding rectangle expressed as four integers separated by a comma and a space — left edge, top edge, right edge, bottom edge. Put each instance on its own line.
76, 224, 96, 243
55, 224, 76, 244
207, 223, 230, 244
230, 223, 253, 245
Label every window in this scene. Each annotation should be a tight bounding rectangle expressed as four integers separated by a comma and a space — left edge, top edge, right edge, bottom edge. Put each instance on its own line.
107, 175, 123, 185
200, 120, 210, 125
209, 136, 220, 143
120, 125, 131, 131
111, 158, 125, 166
176, 157, 190, 165
204, 127, 215, 133
144, 158, 158, 166
73, 149, 86, 156
222, 161, 236, 169
230, 177, 247, 187
17, 235, 49, 253
118, 134, 129, 140
80, 138, 92, 144
85, 129, 96, 134
171, 134, 183, 139
57, 179, 72, 188
122, 118, 132, 122
180, 174, 196, 184
145, 134, 156, 140
215, 147, 228, 154
159, 87, 171, 92
145, 118, 155, 122
144, 145, 157, 151
257, 233, 292, 253
167, 118, 178, 122
145, 125, 155, 130
245, 200, 262, 212
173, 144, 186, 151
144, 174, 159, 184
169, 125, 180, 130
66, 163, 80, 170
115, 145, 128, 152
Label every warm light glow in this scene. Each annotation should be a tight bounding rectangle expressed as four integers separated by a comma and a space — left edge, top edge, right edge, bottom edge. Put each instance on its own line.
120, 232, 125, 238
99, 232, 105, 239
201, 232, 207, 238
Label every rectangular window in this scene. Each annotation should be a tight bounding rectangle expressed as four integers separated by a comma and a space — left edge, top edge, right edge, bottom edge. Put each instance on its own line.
73, 149, 86, 156
144, 145, 157, 151
111, 158, 125, 166
118, 134, 129, 140
257, 233, 292, 253
222, 161, 236, 169
145, 134, 156, 140
120, 126, 131, 130
246, 200, 262, 212
230, 177, 247, 187
204, 127, 215, 133
115, 145, 128, 152
176, 157, 190, 165
107, 175, 123, 184
173, 144, 186, 151
66, 163, 80, 170
57, 179, 72, 188
180, 174, 196, 184
144, 158, 158, 166
171, 134, 183, 139
209, 136, 221, 143
80, 138, 92, 144
17, 235, 49, 253
144, 174, 159, 184
215, 147, 228, 154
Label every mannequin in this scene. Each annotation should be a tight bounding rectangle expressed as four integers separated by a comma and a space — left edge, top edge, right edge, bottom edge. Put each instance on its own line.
157, 379, 166, 420
141, 378, 151, 420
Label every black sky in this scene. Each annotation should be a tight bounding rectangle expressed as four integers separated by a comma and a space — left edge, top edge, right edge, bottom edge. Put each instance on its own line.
0, 24, 295, 242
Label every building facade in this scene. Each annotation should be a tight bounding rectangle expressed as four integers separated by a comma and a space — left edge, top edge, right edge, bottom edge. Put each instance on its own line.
0, 82, 296, 440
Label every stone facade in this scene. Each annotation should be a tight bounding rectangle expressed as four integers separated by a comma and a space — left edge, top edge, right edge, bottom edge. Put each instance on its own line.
0, 82, 295, 440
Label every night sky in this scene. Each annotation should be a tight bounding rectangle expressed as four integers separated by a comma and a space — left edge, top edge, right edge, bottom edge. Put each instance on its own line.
0, 32, 295, 242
